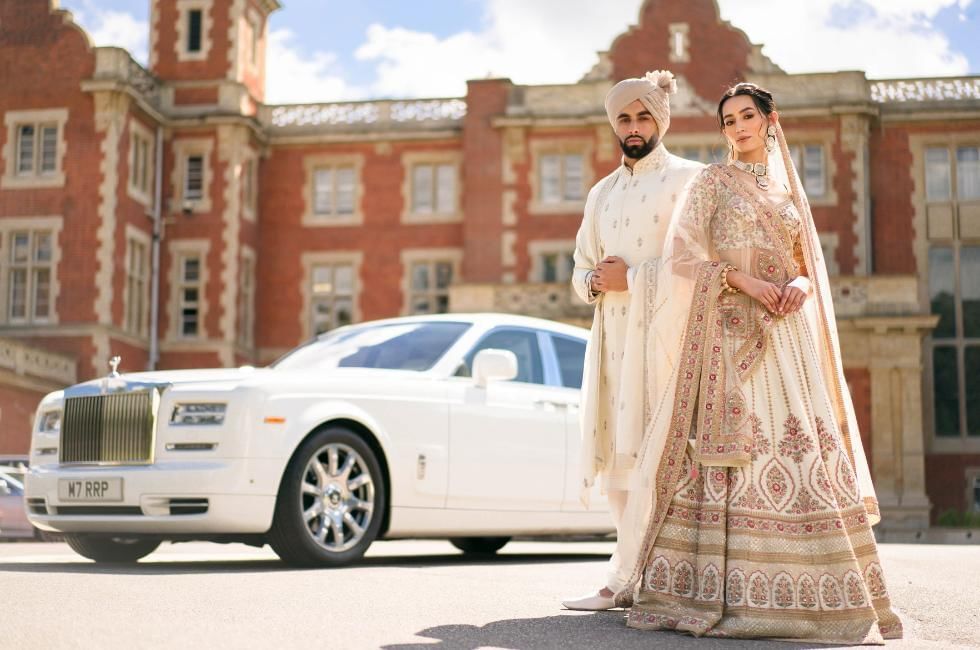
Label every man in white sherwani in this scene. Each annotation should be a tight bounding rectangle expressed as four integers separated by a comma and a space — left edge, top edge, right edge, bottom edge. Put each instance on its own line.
562, 70, 703, 611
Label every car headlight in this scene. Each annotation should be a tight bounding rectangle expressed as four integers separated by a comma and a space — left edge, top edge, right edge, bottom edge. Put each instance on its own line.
170, 403, 227, 426
39, 409, 62, 434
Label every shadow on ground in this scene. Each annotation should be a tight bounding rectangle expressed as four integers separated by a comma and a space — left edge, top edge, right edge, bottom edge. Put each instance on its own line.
381, 612, 828, 650
0, 549, 609, 576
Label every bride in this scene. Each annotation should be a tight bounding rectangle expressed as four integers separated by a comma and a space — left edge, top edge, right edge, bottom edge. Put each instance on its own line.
612, 82, 903, 643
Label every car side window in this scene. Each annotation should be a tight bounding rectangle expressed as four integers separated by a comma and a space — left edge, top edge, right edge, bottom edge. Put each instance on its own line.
463, 329, 544, 385
552, 335, 586, 389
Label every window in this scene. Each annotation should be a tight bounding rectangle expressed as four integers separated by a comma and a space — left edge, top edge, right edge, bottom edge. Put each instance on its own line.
312, 165, 355, 217
187, 9, 202, 53
973, 475, 980, 512
185, 155, 204, 201
552, 335, 586, 389
7, 230, 53, 323
464, 329, 544, 385
926, 144, 980, 440
668, 23, 690, 63
125, 235, 149, 336
540, 153, 584, 204
177, 254, 202, 338
408, 260, 453, 315
176, 0, 211, 61
3, 109, 68, 189
311, 262, 355, 335
128, 120, 154, 204
790, 145, 826, 198
238, 251, 255, 347
411, 163, 456, 215
242, 157, 258, 215
540, 252, 574, 283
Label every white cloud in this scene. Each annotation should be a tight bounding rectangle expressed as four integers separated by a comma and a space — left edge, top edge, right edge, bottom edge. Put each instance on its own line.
349, 0, 973, 99
266, 29, 365, 104
69, 2, 148, 64
717, 0, 972, 78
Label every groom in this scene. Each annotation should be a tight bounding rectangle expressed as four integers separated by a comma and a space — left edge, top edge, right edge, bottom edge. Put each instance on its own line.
564, 70, 703, 610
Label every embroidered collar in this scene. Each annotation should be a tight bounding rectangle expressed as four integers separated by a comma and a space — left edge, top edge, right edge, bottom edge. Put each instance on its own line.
622, 143, 668, 176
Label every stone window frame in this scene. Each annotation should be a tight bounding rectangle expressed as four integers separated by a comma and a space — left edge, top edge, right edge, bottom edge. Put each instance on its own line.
914, 133, 980, 452
400, 150, 463, 224
667, 133, 728, 165
528, 137, 593, 215
171, 138, 214, 214
819, 232, 840, 277
965, 467, 980, 513
668, 23, 690, 63
0, 216, 63, 326
126, 118, 155, 208
302, 153, 364, 227
527, 239, 576, 283
2, 108, 69, 190
175, 0, 213, 63
124, 225, 152, 338
300, 251, 363, 341
168, 239, 210, 341
242, 7, 262, 72
400, 248, 462, 316
237, 245, 256, 348
241, 148, 258, 221
784, 128, 837, 207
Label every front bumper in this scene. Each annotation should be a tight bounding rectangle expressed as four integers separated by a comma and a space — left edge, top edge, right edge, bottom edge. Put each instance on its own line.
25, 458, 281, 535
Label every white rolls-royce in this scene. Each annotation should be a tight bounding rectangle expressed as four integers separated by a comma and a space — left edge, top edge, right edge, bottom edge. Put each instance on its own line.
25, 314, 612, 565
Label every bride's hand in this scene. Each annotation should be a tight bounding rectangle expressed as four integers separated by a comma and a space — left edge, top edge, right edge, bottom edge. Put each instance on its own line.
727, 270, 781, 313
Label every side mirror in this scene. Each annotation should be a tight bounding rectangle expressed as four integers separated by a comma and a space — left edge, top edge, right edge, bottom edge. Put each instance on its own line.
0, 479, 9, 496
472, 349, 518, 388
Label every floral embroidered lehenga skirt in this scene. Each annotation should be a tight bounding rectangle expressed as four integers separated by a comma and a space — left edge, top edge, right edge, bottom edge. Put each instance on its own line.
627, 310, 903, 644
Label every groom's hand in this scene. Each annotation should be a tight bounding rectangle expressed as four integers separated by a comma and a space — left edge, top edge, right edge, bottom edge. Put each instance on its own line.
593, 256, 628, 292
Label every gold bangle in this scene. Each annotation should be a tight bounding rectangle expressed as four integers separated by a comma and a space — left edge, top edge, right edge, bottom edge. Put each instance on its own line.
720, 264, 740, 294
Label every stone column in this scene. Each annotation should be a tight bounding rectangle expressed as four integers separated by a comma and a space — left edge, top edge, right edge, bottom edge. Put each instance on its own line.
854, 315, 938, 530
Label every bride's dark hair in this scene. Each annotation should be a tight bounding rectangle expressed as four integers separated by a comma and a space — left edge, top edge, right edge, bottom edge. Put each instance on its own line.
716, 82, 776, 129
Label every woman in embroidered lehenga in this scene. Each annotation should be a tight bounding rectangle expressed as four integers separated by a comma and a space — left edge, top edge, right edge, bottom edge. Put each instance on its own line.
610, 83, 903, 644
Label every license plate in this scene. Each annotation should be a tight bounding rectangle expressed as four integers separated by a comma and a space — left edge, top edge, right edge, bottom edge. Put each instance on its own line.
58, 478, 123, 502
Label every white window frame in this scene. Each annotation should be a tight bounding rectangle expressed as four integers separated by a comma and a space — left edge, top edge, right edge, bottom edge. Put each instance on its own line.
401, 151, 463, 223
668, 23, 690, 63
171, 138, 214, 214
529, 138, 592, 215
2, 109, 68, 190
528, 240, 576, 283
302, 154, 363, 226
400, 248, 462, 315
0, 218, 62, 326
124, 225, 152, 338
127, 118, 155, 207
168, 240, 209, 340
175, 0, 213, 62
790, 144, 828, 200
300, 251, 363, 340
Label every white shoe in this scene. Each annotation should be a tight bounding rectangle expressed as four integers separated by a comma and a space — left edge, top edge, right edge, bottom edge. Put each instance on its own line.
561, 591, 617, 611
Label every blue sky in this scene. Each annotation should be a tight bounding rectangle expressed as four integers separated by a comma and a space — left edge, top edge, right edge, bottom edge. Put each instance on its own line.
64, 0, 980, 104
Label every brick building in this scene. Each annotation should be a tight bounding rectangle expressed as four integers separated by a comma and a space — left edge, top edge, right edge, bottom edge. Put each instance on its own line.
0, 0, 978, 528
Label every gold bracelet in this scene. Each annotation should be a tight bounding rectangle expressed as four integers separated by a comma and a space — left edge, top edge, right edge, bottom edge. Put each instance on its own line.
720, 264, 740, 294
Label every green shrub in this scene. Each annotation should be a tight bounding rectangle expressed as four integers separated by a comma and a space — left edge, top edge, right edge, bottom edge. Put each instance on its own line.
936, 509, 980, 527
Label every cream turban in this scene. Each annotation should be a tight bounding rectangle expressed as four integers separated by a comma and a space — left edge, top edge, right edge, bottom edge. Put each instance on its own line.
604, 70, 677, 137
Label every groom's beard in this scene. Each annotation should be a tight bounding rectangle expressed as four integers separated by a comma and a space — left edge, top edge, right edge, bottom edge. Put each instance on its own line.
619, 134, 658, 159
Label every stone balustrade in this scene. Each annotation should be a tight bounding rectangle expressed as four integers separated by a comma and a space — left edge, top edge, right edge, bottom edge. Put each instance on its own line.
0, 338, 76, 387
871, 77, 980, 103
261, 98, 467, 132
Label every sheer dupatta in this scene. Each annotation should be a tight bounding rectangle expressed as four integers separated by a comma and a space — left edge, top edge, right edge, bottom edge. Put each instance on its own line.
611, 123, 880, 605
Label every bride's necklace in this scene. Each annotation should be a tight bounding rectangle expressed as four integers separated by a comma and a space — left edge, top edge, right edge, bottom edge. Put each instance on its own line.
729, 159, 770, 190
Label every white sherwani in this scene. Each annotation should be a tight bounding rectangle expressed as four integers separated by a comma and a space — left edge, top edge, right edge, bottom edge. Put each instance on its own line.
572, 144, 702, 588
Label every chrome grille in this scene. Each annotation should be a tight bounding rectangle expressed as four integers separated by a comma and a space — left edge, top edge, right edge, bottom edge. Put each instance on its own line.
60, 392, 155, 464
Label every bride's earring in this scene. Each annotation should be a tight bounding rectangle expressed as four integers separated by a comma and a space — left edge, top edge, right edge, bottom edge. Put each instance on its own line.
765, 124, 777, 153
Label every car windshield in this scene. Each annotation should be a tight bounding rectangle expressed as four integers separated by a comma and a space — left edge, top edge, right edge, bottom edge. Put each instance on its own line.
273, 321, 471, 372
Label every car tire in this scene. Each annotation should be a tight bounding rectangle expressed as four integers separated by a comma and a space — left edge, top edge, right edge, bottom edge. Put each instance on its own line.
449, 536, 511, 555
268, 426, 386, 567
64, 535, 160, 563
